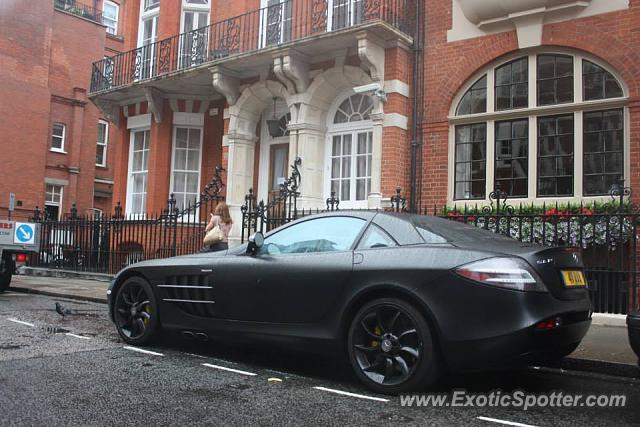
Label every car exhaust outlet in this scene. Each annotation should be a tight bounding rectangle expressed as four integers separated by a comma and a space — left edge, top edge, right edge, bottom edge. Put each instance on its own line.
181, 331, 195, 340
195, 332, 209, 342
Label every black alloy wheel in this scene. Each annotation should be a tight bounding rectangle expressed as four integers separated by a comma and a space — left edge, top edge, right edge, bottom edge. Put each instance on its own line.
348, 298, 440, 394
114, 277, 159, 345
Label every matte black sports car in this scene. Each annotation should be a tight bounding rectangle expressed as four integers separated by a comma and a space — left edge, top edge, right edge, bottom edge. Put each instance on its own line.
107, 211, 592, 394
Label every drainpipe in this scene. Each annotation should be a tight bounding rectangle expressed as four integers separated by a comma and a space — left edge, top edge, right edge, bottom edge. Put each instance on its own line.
409, 0, 424, 213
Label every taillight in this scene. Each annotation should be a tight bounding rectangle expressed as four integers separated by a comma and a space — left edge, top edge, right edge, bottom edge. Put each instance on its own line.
15, 253, 29, 263
455, 257, 547, 292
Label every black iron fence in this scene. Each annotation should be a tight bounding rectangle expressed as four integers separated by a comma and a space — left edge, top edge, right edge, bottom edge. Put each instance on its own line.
241, 157, 302, 243
54, 0, 103, 24
432, 208, 638, 315
239, 169, 638, 314
90, 0, 415, 93
22, 155, 638, 314
29, 167, 225, 275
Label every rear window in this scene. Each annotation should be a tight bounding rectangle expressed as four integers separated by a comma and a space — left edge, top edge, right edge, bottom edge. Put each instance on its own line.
416, 227, 448, 244
412, 216, 515, 244
409, 216, 448, 244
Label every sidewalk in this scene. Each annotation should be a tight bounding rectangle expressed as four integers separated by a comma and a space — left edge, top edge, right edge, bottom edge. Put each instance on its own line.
10, 274, 109, 303
6, 274, 639, 377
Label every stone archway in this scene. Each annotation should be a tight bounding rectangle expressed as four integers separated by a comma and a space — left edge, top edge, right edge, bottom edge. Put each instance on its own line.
293, 65, 384, 209
223, 80, 294, 241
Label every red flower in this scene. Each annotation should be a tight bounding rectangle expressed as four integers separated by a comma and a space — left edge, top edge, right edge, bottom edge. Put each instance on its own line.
579, 207, 594, 216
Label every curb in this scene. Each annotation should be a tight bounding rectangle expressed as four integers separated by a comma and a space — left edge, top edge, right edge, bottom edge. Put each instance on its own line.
10, 286, 107, 304
19, 267, 113, 282
591, 313, 627, 328
542, 356, 639, 379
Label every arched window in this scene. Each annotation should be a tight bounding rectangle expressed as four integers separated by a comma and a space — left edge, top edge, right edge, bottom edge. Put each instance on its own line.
333, 94, 373, 123
456, 75, 487, 115
328, 94, 374, 206
583, 60, 623, 101
452, 52, 626, 201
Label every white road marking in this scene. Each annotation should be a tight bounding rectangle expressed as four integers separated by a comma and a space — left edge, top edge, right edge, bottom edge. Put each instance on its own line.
65, 333, 91, 340
202, 363, 257, 376
123, 346, 164, 356
184, 352, 207, 359
267, 377, 283, 383
313, 386, 389, 402
7, 318, 35, 327
477, 416, 539, 427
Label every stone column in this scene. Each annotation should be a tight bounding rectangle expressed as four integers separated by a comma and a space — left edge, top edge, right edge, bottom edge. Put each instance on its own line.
368, 112, 384, 209
225, 133, 257, 245
288, 123, 326, 210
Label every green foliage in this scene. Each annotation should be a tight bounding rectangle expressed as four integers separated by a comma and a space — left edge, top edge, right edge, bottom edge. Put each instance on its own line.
439, 200, 636, 216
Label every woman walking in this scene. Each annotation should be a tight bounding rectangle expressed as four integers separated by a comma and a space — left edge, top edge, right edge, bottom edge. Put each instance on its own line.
203, 202, 233, 252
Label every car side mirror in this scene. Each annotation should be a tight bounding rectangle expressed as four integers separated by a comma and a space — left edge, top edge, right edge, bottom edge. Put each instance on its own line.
246, 232, 264, 255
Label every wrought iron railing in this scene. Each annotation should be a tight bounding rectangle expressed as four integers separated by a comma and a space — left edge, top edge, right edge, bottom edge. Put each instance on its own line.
90, 0, 415, 93
241, 158, 302, 243
54, 0, 103, 24
29, 167, 225, 275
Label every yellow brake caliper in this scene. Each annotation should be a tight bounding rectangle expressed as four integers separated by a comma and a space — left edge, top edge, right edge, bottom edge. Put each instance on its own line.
371, 326, 381, 347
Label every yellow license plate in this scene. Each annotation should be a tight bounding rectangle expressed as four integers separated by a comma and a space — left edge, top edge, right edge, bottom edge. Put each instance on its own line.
562, 270, 587, 287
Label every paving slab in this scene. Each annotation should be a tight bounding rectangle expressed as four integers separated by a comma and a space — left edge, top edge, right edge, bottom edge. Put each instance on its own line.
10, 275, 109, 303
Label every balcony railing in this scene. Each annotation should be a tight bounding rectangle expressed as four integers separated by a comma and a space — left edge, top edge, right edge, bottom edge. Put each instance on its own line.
90, 0, 415, 93
54, 0, 103, 24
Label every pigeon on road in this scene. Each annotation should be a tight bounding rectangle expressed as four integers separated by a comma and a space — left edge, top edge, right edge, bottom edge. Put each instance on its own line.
55, 302, 74, 318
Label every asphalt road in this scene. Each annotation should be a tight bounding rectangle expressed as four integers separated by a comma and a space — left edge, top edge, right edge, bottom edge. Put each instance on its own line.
0, 292, 638, 427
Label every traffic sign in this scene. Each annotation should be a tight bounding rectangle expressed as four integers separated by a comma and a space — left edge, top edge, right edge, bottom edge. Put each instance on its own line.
14, 222, 36, 245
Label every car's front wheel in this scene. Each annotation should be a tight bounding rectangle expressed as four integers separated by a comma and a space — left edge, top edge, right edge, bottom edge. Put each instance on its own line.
113, 277, 159, 345
347, 298, 440, 394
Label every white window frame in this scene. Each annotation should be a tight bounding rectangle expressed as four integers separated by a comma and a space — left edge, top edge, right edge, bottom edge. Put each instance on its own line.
45, 183, 64, 220
126, 127, 151, 217
51, 123, 66, 153
143, 0, 160, 12
179, 0, 210, 69
93, 208, 104, 220
102, 0, 119, 35
137, 1, 160, 80
181, 0, 210, 33
259, 0, 293, 48
448, 48, 629, 207
169, 125, 203, 220
96, 120, 108, 167
324, 93, 374, 209
327, 0, 364, 31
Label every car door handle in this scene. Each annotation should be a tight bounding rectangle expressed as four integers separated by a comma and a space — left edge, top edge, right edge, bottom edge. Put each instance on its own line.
354, 253, 364, 265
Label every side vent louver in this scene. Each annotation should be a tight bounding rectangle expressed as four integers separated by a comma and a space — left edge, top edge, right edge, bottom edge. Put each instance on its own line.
160, 275, 215, 318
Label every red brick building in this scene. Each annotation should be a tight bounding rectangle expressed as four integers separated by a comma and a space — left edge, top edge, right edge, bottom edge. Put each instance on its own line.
0, 0, 124, 220
87, 0, 638, 243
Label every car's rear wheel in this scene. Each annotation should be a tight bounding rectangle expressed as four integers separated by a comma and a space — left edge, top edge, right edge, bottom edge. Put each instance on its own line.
347, 298, 440, 394
113, 277, 159, 345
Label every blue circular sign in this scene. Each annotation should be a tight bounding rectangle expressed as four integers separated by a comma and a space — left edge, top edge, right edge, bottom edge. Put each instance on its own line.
16, 224, 34, 243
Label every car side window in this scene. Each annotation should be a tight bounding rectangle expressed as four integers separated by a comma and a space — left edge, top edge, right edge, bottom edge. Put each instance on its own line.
416, 227, 448, 244
260, 216, 366, 255
357, 224, 397, 249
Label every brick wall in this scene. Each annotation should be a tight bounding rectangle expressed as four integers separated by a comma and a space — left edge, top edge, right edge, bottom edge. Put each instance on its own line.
0, 0, 121, 220
420, 0, 640, 208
